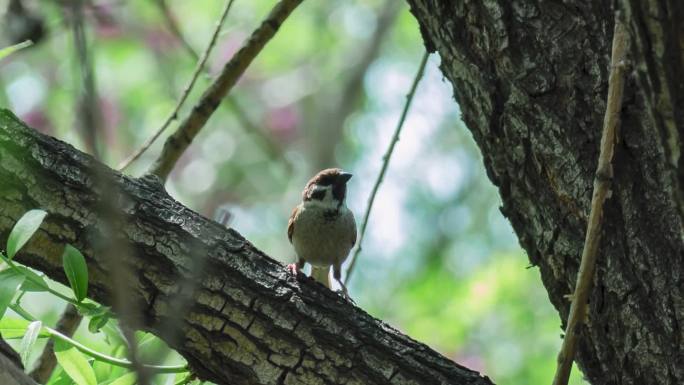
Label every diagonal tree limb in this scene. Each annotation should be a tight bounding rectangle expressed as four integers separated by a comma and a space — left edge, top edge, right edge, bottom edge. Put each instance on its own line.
0, 109, 494, 385
149, 0, 304, 181
551, 13, 628, 385
151, 0, 289, 169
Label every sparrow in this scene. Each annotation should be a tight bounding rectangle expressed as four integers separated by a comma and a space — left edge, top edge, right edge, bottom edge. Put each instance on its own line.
287, 168, 356, 297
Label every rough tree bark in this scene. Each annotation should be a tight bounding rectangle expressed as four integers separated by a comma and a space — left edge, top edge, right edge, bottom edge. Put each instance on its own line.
0, 109, 493, 385
407, 1, 683, 385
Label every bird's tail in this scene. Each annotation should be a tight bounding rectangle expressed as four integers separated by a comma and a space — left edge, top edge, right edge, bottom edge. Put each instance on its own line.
310, 266, 331, 288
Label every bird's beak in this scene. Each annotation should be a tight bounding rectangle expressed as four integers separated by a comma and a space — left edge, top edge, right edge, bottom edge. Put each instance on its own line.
338, 172, 353, 183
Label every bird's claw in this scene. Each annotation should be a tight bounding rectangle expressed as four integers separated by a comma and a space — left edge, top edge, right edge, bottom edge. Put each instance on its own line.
335, 281, 355, 304
286, 263, 300, 276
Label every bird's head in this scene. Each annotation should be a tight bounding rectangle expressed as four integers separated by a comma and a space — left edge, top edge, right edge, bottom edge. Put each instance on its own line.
302, 168, 353, 209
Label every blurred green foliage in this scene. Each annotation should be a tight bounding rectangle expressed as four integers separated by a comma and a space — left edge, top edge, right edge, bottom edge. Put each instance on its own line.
0, 0, 586, 384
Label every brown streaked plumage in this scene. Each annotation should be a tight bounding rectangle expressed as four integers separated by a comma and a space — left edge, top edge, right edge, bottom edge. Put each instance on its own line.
287, 168, 356, 297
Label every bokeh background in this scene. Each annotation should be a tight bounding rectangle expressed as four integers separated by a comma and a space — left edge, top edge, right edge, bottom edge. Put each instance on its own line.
1, 0, 586, 384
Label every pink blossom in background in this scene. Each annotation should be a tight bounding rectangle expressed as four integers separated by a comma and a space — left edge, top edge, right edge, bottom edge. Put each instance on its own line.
21, 108, 53, 135
144, 28, 179, 53
212, 32, 247, 75
265, 105, 299, 143
90, 3, 123, 39
99, 96, 121, 148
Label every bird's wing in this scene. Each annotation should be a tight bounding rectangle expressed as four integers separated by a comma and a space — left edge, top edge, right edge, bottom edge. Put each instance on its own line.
287, 205, 299, 243
350, 213, 357, 248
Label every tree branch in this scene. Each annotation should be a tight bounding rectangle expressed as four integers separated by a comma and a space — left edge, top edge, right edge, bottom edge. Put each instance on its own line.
148, 0, 304, 181
118, 0, 235, 171
0, 109, 494, 385
150, 0, 290, 170
551, 13, 628, 385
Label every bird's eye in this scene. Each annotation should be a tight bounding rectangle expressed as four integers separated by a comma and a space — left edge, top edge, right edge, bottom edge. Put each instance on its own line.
310, 189, 326, 200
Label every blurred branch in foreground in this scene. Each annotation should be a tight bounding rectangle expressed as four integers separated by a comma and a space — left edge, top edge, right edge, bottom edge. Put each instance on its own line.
70, 0, 101, 158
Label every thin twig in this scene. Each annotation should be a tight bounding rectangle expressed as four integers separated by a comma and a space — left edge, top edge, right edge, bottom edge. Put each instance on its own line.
148, 0, 304, 181
143, 0, 290, 170
29, 305, 82, 383
9, 303, 187, 374
118, 0, 235, 171
344, 51, 430, 286
551, 14, 628, 385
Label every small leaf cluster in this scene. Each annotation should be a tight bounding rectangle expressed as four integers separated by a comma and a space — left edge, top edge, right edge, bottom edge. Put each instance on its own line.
1, 210, 189, 385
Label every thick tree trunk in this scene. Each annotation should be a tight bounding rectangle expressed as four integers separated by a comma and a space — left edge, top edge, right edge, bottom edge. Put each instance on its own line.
0, 109, 494, 385
407, 1, 683, 385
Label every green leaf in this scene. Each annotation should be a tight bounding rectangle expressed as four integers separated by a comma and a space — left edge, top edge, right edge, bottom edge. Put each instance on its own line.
0, 317, 48, 339
7, 209, 47, 260
108, 372, 137, 385
20, 320, 42, 366
54, 338, 97, 385
88, 311, 110, 334
101, 322, 126, 350
16, 265, 49, 292
62, 244, 88, 302
0, 269, 25, 318
0, 317, 29, 339
76, 301, 103, 316
46, 367, 73, 385
0, 40, 33, 61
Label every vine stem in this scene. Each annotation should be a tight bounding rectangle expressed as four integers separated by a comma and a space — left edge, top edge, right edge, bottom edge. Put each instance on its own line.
551, 13, 628, 385
1, 253, 77, 305
344, 51, 430, 286
8, 303, 188, 374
